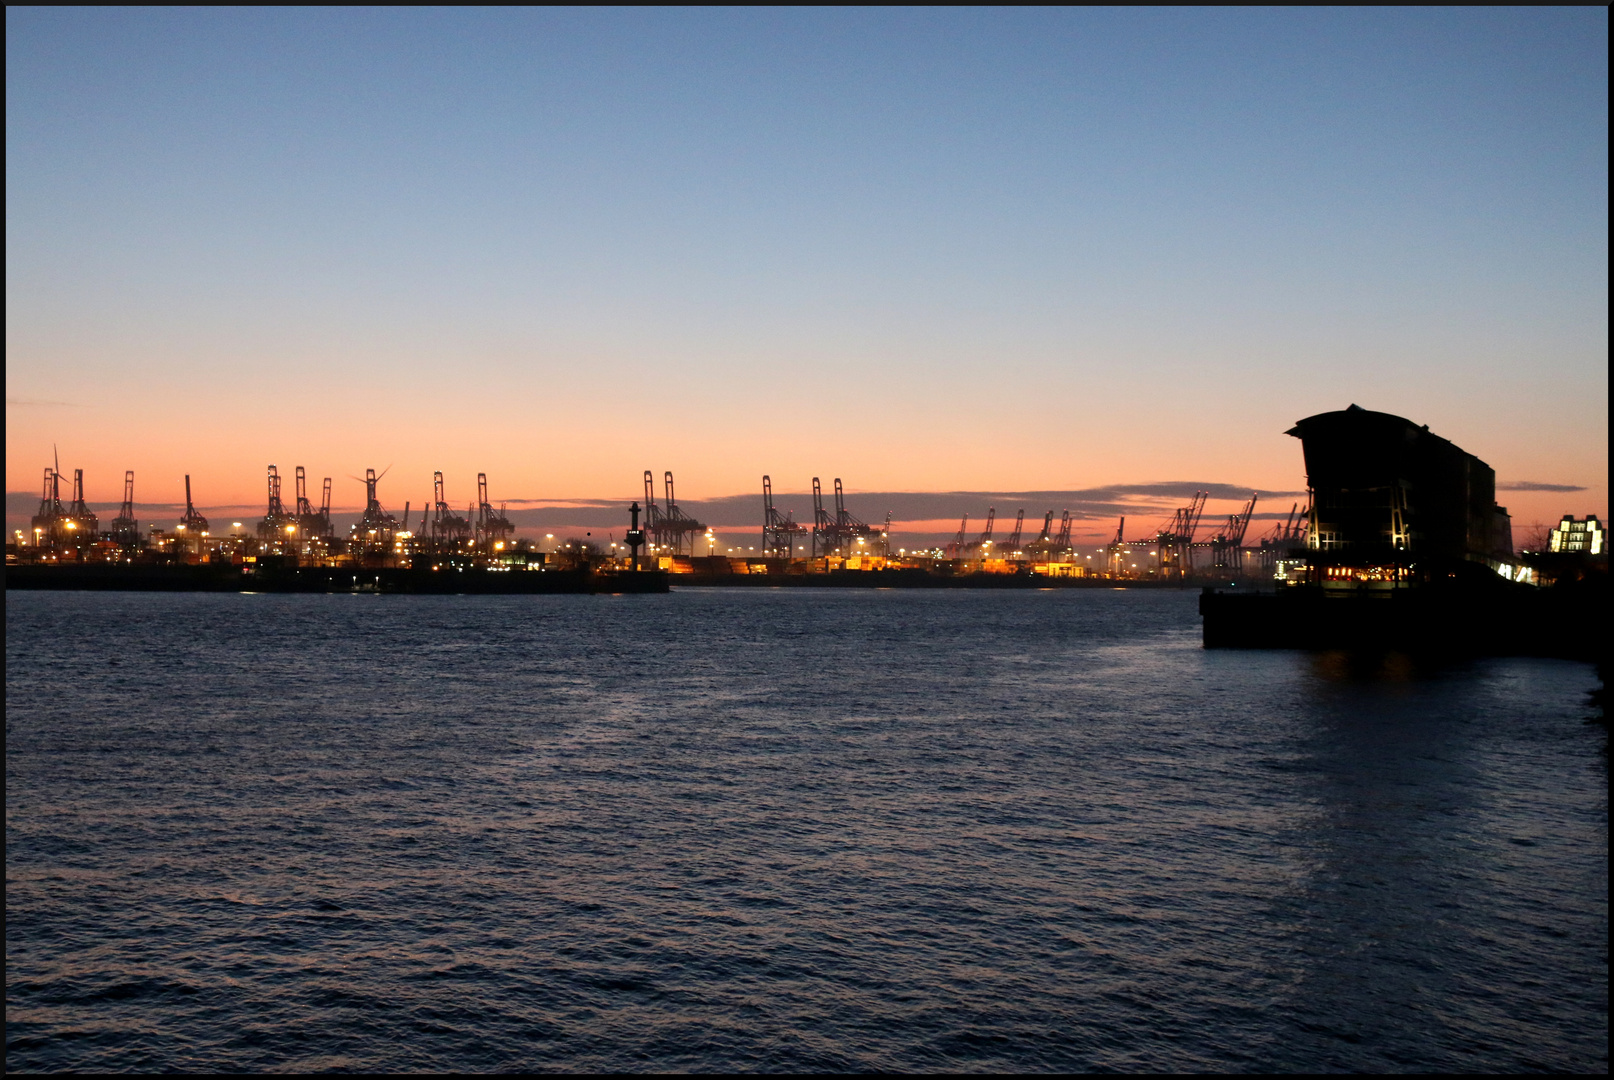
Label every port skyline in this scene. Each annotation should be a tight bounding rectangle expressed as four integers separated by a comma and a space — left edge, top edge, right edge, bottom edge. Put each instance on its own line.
8, 10, 1606, 549
4, 451, 1597, 552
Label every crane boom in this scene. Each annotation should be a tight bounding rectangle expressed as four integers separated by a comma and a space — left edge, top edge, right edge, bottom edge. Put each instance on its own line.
976, 507, 995, 549
1232, 492, 1258, 545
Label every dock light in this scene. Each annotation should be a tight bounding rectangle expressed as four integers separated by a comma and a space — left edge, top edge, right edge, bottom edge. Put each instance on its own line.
67, 521, 78, 530
285, 524, 297, 534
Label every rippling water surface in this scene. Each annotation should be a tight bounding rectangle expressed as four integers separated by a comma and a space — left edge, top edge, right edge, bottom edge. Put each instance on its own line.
6, 588, 1606, 1072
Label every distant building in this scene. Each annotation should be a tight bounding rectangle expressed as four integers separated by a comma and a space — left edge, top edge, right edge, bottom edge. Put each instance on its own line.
1549, 515, 1604, 555
1286, 404, 1514, 587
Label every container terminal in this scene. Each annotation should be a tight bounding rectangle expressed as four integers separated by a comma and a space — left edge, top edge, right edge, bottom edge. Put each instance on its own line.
8, 411, 1606, 650
10, 460, 1288, 590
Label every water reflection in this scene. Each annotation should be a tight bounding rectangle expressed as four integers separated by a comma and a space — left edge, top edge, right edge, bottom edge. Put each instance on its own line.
5, 590, 1604, 1072
1308, 648, 1470, 684
1263, 656, 1601, 1071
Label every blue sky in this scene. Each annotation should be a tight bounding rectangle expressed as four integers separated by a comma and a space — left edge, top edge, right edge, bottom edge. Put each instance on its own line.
7, 8, 1607, 540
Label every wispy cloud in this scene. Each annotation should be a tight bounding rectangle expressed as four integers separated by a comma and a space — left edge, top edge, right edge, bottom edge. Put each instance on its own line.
6, 397, 78, 407
575, 484, 1307, 531
6, 481, 1311, 541
1499, 481, 1587, 492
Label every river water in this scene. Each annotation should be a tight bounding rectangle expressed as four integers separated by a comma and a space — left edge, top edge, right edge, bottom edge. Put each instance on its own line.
5, 588, 1606, 1072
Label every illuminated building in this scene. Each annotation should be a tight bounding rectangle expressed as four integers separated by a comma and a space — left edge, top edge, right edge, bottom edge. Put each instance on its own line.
1549, 515, 1604, 555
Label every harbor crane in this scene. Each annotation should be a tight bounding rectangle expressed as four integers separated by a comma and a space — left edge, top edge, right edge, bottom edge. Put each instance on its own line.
762, 475, 807, 558
475, 473, 514, 550
812, 478, 833, 557
111, 471, 139, 546
180, 475, 209, 535
834, 479, 874, 554
1105, 515, 1129, 576
256, 465, 295, 540
1104, 491, 1232, 577
970, 507, 996, 557
949, 514, 970, 558
1025, 510, 1072, 561
30, 461, 67, 545
644, 470, 704, 556
1255, 500, 1309, 573
664, 472, 706, 556
1003, 509, 1025, 556
1276, 501, 1308, 542
1204, 492, 1259, 571
350, 467, 398, 549
643, 471, 663, 549
1155, 490, 1208, 577
1024, 510, 1053, 560
66, 469, 98, 538
810, 477, 873, 557
430, 471, 472, 549
294, 467, 333, 538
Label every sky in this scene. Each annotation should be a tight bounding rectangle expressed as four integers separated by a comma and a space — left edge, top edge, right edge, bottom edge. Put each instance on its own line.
7, 8, 1607, 546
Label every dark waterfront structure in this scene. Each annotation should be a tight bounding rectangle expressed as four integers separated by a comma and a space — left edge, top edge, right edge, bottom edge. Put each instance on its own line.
1289, 404, 1513, 587
1204, 405, 1605, 659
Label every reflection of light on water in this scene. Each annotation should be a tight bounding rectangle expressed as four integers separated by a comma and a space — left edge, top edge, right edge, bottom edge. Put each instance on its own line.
3, 589, 1604, 1074
1309, 649, 1464, 685
1310, 648, 1426, 681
